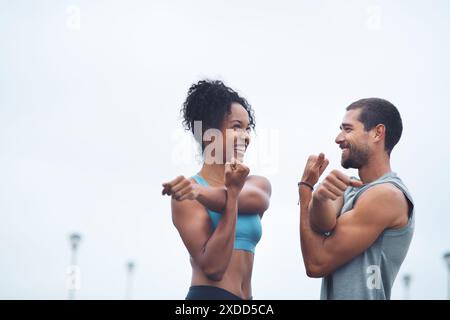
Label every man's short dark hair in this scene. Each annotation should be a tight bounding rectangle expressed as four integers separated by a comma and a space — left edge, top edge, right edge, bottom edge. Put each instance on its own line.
346, 98, 403, 155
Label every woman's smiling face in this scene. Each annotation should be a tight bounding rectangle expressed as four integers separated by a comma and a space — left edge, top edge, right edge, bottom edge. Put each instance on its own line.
220, 103, 251, 163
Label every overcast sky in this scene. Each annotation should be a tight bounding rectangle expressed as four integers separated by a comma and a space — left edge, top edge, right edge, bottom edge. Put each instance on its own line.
1, 0, 450, 299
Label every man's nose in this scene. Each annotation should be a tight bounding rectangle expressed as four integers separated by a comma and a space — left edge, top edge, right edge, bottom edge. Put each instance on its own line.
335, 131, 344, 145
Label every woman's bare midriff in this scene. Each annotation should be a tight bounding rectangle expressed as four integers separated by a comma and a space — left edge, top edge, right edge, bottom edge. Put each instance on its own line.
190, 249, 254, 299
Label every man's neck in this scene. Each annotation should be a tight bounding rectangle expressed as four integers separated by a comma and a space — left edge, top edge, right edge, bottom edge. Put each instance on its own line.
358, 152, 392, 184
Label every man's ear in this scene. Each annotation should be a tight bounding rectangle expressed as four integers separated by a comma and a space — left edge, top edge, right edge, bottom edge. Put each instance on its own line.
373, 124, 386, 142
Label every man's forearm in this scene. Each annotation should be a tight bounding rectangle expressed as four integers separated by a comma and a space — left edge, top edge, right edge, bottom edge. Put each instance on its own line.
299, 187, 328, 276
309, 195, 338, 233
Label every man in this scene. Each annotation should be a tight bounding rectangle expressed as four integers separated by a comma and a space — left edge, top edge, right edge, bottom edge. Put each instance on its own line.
298, 98, 414, 299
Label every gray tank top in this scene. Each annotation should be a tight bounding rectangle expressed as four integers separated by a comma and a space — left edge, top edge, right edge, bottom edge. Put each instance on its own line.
320, 171, 415, 300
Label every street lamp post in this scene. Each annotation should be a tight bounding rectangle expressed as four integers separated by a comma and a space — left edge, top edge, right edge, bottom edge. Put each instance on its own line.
68, 233, 82, 300
126, 261, 135, 300
402, 274, 412, 300
444, 252, 450, 300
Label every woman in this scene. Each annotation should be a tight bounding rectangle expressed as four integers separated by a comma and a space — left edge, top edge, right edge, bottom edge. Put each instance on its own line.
162, 80, 271, 300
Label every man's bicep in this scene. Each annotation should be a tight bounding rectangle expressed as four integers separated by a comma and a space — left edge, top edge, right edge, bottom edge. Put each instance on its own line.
319, 186, 402, 274
321, 211, 384, 270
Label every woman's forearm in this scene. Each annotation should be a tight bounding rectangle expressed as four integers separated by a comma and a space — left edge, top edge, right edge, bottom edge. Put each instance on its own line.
196, 185, 227, 212
196, 184, 268, 215
199, 191, 238, 280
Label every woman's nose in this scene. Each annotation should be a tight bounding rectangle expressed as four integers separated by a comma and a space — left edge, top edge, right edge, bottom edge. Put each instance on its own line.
243, 131, 250, 146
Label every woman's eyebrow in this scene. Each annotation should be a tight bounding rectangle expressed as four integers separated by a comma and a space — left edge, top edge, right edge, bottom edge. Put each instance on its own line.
230, 119, 250, 127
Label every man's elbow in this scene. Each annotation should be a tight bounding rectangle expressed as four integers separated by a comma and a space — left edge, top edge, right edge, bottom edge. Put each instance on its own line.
310, 219, 335, 235
305, 262, 329, 278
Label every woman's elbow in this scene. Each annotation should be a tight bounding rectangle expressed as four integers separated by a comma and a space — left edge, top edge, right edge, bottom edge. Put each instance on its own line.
203, 267, 225, 281
200, 259, 226, 281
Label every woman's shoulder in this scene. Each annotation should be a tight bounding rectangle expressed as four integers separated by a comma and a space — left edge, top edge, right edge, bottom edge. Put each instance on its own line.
171, 195, 209, 226
246, 175, 271, 194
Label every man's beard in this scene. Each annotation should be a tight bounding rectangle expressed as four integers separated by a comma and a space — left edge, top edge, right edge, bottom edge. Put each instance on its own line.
341, 143, 369, 169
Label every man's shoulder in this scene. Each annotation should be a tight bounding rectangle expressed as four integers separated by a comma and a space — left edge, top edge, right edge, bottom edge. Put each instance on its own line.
353, 183, 409, 227
364, 182, 405, 198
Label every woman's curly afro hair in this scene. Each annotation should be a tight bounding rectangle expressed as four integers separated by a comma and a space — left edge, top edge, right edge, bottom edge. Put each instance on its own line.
181, 80, 255, 139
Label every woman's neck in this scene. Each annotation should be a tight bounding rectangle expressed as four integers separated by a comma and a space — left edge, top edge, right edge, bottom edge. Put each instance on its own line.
199, 163, 225, 186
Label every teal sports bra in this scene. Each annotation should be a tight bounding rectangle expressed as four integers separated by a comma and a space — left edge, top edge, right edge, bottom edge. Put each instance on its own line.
192, 174, 262, 254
